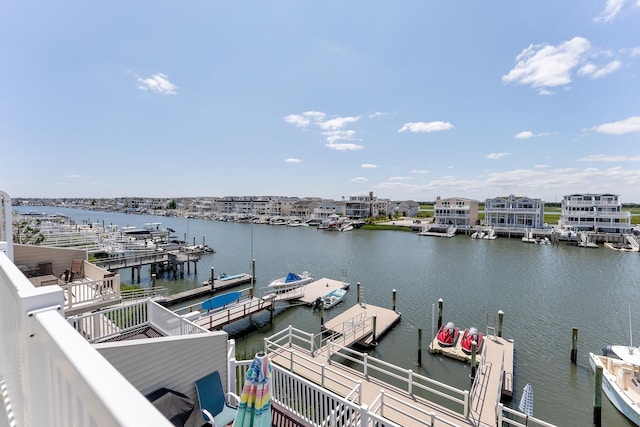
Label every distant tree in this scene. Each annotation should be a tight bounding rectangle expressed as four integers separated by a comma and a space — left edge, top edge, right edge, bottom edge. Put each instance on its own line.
167, 200, 177, 210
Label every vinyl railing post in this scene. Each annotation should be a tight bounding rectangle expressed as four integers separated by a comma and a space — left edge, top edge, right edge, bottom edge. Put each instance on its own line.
321, 364, 326, 388
464, 390, 470, 418
364, 353, 368, 378
408, 369, 413, 394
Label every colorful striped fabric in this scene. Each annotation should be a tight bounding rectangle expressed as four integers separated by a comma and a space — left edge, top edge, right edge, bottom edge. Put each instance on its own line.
233, 352, 272, 427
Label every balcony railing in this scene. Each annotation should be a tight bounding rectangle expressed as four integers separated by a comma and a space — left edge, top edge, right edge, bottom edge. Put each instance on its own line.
0, 251, 172, 426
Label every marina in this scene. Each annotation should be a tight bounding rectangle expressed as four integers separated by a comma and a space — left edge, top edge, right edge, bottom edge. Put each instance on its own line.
9, 206, 640, 426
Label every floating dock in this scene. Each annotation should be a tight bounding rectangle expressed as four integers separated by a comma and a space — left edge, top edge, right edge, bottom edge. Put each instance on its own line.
322, 303, 401, 347
159, 273, 253, 306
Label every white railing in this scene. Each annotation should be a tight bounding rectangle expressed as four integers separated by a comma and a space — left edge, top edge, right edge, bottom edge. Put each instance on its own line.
232, 354, 399, 427
326, 341, 470, 418
0, 251, 172, 427
61, 276, 121, 310
68, 299, 207, 342
265, 326, 470, 425
498, 403, 558, 427
265, 327, 363, 400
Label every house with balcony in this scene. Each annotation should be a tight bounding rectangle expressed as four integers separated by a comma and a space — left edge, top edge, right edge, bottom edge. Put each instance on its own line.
560, 193, 632, 233
433, 196, 479, 229
484, 195, 545, 229
345, 192, 391, 220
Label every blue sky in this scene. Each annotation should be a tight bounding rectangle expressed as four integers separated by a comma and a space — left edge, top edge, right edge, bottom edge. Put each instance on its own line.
1, 1, 639, 203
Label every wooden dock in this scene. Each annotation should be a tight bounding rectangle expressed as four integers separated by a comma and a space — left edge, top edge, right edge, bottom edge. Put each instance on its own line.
160, 273, 253, 306
323, 303, 401, 347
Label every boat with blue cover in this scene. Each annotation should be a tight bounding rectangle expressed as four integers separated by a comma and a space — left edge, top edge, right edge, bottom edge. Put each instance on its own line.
268, 271, 313, 291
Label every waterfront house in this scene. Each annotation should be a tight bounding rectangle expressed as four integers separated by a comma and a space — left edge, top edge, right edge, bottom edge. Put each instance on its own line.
393, 200, 420, 218
484, 195, 545, 229
311, 199, 347, 222
560, 193, 632, 233
433, 196, 479, 229
345, 192, 392, 219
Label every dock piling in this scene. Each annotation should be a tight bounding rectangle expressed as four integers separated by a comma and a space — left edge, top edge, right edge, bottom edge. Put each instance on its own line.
210, 267, 215, 292
470, 341, 477, 380
152, 273, 156, 287
372, 315, 377, 345
357, 282, 361, 304
498, 310, 504, 337
392, 289, 397, 312
418, 328, 423, 366
571, 327, 578, 364
594, 364, 602, 427
437, 298, 443, 330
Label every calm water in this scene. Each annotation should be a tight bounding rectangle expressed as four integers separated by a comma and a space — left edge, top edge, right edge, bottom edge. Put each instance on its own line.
16, 207, 640, 426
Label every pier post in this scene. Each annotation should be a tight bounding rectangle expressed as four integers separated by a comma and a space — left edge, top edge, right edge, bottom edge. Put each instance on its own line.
498, 310, 504, 337
202, 235, 205, 248
152, 273, 156, 287
210, 267, 215, 292
187, 254, 191, 274
571, 327, 579, 364
179, 262, 184, 279
357, 282, 361, 304
320, 302, 325, 326
470, 341, 477, 380
437, 298, 443, 330
251, 259, 256, 289
418, 328, 423, 366
594, 364, 603, 427
136, 266, 140, 284
392, 289, 397, 312
372, 315, 377, 345
193, 236, 196, 246
194, 260, 197, 275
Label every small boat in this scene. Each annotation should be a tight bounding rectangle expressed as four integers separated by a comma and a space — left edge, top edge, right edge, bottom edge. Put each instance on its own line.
460, 327, 484, 354
605, 242, 640, 252
268, 271, 313, 291
436, 322, 460, 347
322, 288, 347, 309
589, 352, 640, 426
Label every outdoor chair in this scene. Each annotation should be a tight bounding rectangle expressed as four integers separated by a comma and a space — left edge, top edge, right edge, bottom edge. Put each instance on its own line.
70, 259, 83, 281
194, 371, 239, 427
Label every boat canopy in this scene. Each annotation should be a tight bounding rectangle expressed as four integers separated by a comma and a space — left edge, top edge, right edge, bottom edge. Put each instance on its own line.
285, 272, 302, 283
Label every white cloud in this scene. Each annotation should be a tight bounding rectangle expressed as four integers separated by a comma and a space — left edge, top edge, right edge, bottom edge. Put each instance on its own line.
368, 112, 387, 119
502, 37, 591, 91
594, 0, 626, 23
285, 158, 301, 163
351, 177, 368, 182
325, 142, 364, 151
515, 130, 550, 139
136, 73, 177, 95
389, 176, 413, 181
486, 153, 509, 160
361, 163, 378, 169
318, 116, 360, 131
302, 111, 326, 122
66, 174, 81, 179
284, 114, 310, 127
579, 154, 640, 162
398, 121, 453, 133
534, 164, 550, 169
632, 47, 640, 57
515, 131, 534, 139
593, 116, 640, 134
322, 130, 358, 144
411, 169, 429, 174
578, 60, 622, 78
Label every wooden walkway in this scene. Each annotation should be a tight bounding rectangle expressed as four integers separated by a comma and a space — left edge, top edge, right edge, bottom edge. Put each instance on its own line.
193, 295, 275, 330
323, 303, 401, 347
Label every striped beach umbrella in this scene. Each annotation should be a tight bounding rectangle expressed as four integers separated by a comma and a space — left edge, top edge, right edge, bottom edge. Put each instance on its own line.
233, 351, 272, 427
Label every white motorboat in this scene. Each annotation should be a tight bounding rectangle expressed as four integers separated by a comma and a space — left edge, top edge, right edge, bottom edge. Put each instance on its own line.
589, 352, 640, 426
322, 288, 346, 309
268, 271, 313, 291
